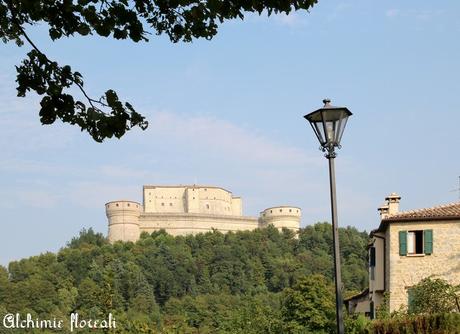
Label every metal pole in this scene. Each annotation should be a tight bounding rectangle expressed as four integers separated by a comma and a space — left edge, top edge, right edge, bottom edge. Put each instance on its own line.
327, 155, 345, 334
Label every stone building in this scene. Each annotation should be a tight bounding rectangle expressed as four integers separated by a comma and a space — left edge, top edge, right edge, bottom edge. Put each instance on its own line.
352, 194, 460, 317
106, 185, 301, 243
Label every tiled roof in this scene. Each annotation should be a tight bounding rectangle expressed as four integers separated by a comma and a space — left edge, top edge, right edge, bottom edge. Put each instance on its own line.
383, 202, 460, 222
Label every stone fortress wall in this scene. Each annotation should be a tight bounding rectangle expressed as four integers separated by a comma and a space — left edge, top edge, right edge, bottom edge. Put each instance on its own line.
106, 185, 301, 242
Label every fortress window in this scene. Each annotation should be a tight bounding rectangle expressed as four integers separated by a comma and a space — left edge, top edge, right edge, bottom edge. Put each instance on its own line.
169, 203, 173, 206
205, 188, 207, 191
206, 204, 210, 209
280, 209, 282, 212
161, 203, 165, 206
289, 209, 292, 212
193, 197, 195, 200
116, 203, 119, 207
297, 210, 299, 213
270, 210, 273, 213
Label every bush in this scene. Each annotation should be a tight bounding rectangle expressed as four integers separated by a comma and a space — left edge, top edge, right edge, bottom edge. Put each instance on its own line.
370, 313, 460, 334
409, 277, 460, 314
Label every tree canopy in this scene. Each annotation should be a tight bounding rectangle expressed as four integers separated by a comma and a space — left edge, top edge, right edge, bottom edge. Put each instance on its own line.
1, 0, 317, 142
0, 223, 368, 333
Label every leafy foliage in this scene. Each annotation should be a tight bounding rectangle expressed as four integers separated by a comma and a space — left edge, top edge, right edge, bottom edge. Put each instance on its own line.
370, 313, 460, 334
1, 0, 317, 141
0, 223, 368, 333
409, 277, 460, 315
281, 274, 335, 333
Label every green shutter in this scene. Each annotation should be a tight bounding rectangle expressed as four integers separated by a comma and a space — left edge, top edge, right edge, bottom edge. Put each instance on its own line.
370, 247, 376, 266
399, 231, 407, 256
408, 288, 414, 313
424, 229, 433, 255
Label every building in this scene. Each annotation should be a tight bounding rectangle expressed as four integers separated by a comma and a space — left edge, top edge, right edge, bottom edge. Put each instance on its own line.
365, 193, 460, 317
106, 185, 301, 243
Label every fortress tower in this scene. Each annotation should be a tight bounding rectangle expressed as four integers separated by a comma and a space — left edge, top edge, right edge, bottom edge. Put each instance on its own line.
106, 185, 301, 242
259, 206, 301, 234
106, 200, 142, 242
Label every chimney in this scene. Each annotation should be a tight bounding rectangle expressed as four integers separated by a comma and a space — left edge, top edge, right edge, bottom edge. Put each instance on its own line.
378, 203, 390, 219
386, 193, 401, 215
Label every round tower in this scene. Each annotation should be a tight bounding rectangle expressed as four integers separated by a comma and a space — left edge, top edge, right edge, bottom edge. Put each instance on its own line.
259, 206, 301, 235
106, 200, 142, 243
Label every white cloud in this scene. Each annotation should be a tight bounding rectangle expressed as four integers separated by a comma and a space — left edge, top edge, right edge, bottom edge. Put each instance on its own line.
15, 190, 59, 209
385, 8, 444, 21
274, 12, 308, 28
327, 2, 352, 21
143, 111, 318, 168
66, 181, 140, 209
385, 9, 400, 18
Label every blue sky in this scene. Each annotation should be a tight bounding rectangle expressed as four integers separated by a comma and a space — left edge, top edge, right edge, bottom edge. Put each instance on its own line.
1, 1, 459, 265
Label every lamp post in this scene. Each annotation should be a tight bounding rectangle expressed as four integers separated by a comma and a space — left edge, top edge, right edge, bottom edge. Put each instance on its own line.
304, 99, 352, 334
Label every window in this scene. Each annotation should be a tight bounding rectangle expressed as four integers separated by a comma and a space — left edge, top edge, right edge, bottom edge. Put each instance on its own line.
369, 246, 376, 280
407, 231, 423, 254
399, 230, 433, 256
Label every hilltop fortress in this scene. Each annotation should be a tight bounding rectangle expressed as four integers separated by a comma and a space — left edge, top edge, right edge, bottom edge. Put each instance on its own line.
106, 185, 301, 243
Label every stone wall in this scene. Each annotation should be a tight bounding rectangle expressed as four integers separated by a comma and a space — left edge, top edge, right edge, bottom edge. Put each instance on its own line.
139, 213, 259, 236
387, 220, 460, 312
143, 185, 238, 216
106, 185, 302, 243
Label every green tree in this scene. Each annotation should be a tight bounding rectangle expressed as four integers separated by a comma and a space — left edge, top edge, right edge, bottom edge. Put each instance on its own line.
67, 228, 108, 248
0, 224, 369, 333
0, 266, 9, 309
1, 0, 317, 142
281, 274, 335, 334
409, 276, 460, 314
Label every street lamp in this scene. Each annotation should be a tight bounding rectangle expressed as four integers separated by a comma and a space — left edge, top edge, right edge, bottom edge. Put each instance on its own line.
304, 99, 352, 334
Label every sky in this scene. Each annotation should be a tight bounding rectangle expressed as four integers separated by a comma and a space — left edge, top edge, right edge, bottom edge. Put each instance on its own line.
1, 0, 460, 266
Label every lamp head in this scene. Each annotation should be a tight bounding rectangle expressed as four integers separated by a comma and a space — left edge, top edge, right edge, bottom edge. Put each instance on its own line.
304, 99, 352, 158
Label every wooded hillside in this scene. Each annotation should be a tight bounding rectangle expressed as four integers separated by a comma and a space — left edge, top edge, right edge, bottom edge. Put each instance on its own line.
0, 223, 368, 333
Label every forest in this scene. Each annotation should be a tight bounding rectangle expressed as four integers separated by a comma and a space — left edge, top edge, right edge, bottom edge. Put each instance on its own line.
0, 223, 369, 333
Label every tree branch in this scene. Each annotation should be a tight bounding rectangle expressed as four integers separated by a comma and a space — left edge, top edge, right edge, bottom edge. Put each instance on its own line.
6, 0, 108, 112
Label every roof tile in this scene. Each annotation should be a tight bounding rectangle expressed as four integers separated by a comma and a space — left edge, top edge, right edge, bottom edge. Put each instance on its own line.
383, 202, 460, 221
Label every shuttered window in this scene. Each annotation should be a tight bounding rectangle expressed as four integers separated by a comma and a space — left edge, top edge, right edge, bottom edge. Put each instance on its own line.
399, 229, 433, 256
369, 247, 376, 267
424, 229, 433, 255
407, 288, 415, 313
399, 231, 407, 256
